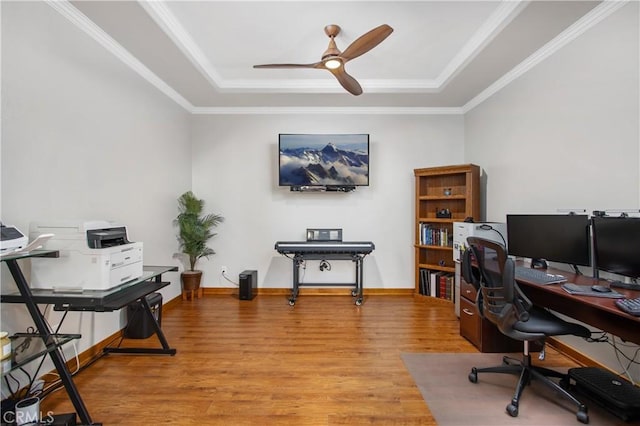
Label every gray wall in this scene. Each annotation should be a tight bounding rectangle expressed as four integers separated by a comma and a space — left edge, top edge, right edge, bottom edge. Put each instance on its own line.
465, 2, 639, 382
1, 1, 191, 368
466, 2, 639, 218
190, 113, 464, 289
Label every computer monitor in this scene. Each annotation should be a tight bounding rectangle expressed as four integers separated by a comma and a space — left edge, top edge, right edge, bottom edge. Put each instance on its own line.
506, 214, 591, 268
592, 216, 640, 284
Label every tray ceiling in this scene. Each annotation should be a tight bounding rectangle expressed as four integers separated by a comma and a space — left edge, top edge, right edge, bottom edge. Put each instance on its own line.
58, 1, 609, 111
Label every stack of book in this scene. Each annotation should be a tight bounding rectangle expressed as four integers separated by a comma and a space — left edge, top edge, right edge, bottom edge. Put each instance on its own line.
418, 223, 451, 247
419, 268, 454, 300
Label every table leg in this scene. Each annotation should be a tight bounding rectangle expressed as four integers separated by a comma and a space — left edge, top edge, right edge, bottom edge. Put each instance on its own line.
354, 256, 364, 306
6, 260, 95, 425
289, 256, 302, 305
103, 296, 176, 356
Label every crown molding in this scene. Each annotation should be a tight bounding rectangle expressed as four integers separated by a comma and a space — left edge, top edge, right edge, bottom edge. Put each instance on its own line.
141, 0, 526, 94
138, 1, 223, 90
46, 0, 625, 115
191, 107, 463, 115
462, 0, 629, 113
218, 78, 440, 93
46, 0, 194, 112
434, 0, 529, 89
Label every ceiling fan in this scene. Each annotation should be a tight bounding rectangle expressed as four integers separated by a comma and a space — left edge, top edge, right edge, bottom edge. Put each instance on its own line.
253, 24, 394, 96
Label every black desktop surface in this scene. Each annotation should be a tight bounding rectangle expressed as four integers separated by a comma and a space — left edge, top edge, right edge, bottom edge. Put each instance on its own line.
1, 266, 175, 311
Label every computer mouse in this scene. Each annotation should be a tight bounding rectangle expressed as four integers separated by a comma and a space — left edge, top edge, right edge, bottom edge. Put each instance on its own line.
591, 285, 612, 293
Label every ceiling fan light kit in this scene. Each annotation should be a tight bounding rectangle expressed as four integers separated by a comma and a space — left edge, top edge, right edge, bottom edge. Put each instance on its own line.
253, 24, 393, 96
324, 58, 342, 70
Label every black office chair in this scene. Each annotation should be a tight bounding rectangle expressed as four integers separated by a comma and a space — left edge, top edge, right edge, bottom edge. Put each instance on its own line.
462, 236, 591, 423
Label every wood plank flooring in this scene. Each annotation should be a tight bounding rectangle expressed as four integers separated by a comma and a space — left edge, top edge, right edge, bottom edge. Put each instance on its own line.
39, 294, 577, 425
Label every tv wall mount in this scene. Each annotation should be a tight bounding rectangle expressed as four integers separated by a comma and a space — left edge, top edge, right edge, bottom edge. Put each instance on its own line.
290, 185, 356, 193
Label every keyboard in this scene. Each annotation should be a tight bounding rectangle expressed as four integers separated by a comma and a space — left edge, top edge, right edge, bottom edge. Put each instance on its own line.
609, 280, 640, 291
615, 297, 640, 316
515, 266, 567, 285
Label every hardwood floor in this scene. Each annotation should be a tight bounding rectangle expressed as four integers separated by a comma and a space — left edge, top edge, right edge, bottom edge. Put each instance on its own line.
39, 294, 577, 425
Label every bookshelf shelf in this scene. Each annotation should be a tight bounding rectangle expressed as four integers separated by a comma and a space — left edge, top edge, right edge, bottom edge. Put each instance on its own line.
415, 244, 452, 251
418, 195, 467, 201
417, 218, 455, 224
418, 264, 455, 273
414, 164, 480, 299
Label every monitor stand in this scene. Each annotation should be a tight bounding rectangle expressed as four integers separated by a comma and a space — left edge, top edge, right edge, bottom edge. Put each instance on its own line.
530, 258, 548, 269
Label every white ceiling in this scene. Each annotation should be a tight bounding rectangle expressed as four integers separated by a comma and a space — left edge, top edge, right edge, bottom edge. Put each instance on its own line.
58, 0, 606, 111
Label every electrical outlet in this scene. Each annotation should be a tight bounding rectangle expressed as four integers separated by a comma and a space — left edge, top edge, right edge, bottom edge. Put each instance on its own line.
221, 266, 227, 275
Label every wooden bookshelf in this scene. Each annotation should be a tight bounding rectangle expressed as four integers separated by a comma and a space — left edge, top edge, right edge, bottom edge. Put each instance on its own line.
414, 164, 480, 297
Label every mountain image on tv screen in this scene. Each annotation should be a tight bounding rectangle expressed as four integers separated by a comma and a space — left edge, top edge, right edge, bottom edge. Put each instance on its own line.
279, 134, 369, 186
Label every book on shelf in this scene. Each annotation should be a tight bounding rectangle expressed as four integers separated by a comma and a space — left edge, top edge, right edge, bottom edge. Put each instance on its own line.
419, 269, 454, 300
439, 273, 447, 299
418, 223, 451, 247
419, 268, 429, 295
440, 273, 454, 300
429, 270, 443, 297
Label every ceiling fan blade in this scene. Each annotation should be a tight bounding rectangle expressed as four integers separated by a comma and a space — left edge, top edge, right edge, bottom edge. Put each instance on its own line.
340, 24, 393, 63
253, 62, 323, 69
329, 67, 363, 96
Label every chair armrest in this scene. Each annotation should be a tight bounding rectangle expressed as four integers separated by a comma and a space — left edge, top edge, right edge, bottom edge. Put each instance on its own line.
462, 248, 479, 290
504, 258, 530, 322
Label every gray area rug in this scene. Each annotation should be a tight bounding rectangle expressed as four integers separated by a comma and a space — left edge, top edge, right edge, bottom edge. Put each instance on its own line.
402, 352, 636, 426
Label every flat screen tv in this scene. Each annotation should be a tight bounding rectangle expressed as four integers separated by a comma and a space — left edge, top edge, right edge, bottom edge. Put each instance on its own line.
278, 134, 369, 187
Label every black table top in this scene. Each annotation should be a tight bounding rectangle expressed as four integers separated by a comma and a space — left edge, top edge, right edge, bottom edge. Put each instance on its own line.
1, 265, 177, 312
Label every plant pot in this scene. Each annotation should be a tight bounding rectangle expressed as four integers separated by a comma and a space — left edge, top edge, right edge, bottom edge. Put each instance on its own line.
181, 270, 202, 300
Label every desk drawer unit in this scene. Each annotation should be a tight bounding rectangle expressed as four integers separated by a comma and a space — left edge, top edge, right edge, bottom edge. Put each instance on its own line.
460, 278, 477, 302
459, 277, 524, 353
460, 296, 482, 348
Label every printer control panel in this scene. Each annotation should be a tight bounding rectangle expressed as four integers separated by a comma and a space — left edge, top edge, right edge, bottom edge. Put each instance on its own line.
0, 224, 28, 251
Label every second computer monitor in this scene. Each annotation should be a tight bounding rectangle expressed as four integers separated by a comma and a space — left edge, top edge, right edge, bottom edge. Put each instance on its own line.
506, 214, 591, 267
592, 216, 640, 280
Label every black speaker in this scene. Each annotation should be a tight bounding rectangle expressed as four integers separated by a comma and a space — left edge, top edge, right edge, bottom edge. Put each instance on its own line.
125, 292, 162, 339
239, 270, 257, 300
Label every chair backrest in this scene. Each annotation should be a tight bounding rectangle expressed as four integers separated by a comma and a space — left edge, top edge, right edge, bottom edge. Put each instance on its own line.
464, 237, 531, 338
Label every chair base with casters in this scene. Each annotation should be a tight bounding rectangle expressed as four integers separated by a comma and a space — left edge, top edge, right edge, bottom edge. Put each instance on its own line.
468, 340, 589, 424
462, 237, 591, 424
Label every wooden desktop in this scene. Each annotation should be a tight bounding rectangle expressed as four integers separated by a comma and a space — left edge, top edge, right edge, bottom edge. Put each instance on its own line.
460, 262, 640, 352
515, 266, 640, 345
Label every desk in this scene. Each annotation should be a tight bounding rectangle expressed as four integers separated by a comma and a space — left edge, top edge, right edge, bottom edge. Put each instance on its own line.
274, 241, 375, 306
2, 265, 178, 355
1, 251, 177, 425
516, 267, 640, 345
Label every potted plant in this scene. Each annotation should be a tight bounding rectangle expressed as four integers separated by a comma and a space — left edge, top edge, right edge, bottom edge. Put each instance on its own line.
174, 191, 224, 298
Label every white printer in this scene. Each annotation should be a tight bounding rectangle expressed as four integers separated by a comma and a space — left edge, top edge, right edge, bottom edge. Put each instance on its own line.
453, 222, 507, 262
29, 220, 143, 291
0, 224, 28, 252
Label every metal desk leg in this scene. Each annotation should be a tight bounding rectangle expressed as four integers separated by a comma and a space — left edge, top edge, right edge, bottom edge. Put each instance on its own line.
354, 256, 364, 306
6, 260, 96, 425
289, 256, 302, 306
103, 296, 177, 355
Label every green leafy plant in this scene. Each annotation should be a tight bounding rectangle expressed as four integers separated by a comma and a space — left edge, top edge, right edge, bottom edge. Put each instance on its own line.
174, 191, 224, 271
